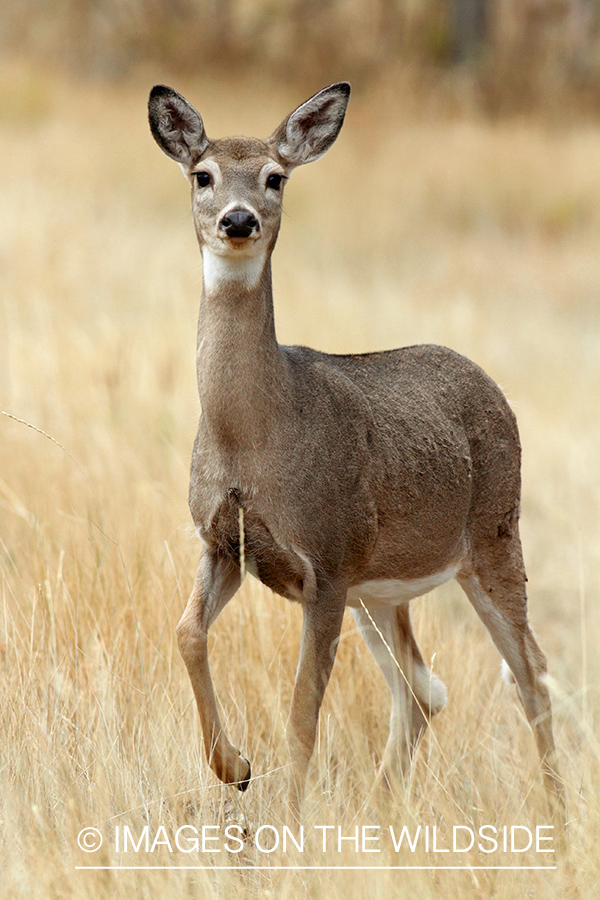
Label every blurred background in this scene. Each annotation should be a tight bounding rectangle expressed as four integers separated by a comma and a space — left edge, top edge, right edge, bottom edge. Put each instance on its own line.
3, 0, 600, 113
1, 4, 600, 898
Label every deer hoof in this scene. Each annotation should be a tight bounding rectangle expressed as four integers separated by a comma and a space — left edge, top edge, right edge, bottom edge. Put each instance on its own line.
236, 758, 251, 792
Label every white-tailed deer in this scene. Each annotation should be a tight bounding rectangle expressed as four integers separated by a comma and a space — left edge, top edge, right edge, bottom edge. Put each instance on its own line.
148, 82, 563, 818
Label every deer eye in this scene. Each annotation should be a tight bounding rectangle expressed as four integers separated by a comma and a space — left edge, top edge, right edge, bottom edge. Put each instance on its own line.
195, 171, 211, 187
266, 172, 283, 191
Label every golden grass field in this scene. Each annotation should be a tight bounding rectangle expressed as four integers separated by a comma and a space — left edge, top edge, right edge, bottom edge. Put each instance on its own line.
1, 62, 599, 898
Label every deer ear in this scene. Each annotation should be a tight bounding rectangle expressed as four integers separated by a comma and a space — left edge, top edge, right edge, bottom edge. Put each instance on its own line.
148, 85, 209, 169
269, 82, 350, 167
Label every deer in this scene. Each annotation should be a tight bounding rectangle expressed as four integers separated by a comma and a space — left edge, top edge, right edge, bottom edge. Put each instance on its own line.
148, 81, 564, 820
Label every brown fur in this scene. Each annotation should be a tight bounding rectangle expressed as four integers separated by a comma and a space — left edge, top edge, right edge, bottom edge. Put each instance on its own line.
148, 82, 564, 820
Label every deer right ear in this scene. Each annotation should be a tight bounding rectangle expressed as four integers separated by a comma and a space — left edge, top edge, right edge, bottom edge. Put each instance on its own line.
270, 82, 351, 168
148, 85, 209, 170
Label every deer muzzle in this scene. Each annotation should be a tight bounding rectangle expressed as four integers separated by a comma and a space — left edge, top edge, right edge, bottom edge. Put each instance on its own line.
219, 209, 259, 239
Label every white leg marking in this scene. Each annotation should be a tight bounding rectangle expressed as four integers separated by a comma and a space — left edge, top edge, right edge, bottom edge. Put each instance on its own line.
412, 663, 447, 715
351, 604, 408, 739
461, 574, 529, 685
501, 659, 516, 685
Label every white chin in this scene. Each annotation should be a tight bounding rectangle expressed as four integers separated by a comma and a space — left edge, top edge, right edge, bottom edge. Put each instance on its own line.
202, 246, 266, 290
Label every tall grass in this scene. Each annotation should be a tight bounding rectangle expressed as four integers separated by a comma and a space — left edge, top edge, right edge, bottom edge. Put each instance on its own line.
1, 64, 599, 898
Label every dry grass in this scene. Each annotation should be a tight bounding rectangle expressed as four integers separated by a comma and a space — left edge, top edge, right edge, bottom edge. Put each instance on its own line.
1, 62, 599, 898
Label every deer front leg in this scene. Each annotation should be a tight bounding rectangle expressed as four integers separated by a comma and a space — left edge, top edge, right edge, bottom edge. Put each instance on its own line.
176, 549, 251, 789
287, 592, 346, 817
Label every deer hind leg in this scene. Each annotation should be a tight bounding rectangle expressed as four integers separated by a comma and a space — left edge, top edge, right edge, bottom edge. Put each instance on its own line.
457, 543, 564, 819
351, 603, 447, 787
176, 548, 251, 790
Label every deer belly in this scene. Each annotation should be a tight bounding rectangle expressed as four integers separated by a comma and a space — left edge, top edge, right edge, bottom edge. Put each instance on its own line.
345, 564, 459, 608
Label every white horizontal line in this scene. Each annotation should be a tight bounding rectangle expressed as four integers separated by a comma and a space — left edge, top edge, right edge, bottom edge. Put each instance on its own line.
75, 865, 557, 871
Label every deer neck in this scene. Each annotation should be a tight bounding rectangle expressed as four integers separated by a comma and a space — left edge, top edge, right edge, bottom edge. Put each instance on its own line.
196, 247, 288, 452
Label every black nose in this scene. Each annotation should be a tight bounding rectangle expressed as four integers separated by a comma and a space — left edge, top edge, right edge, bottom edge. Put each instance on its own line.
219, 210, 259, 238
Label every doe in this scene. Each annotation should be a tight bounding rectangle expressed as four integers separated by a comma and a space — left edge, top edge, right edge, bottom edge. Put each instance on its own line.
148, 82, 563, 816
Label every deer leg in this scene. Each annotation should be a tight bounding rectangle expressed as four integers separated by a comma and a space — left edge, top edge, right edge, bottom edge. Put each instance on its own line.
396, 603, 448, 745
351, 603, 447, 787
287, 592, 346, 816
458, 556, 564, 820
176, 549, 251, 789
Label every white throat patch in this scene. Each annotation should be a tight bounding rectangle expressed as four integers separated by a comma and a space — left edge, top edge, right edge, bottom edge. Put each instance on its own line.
202, 247, 266, 292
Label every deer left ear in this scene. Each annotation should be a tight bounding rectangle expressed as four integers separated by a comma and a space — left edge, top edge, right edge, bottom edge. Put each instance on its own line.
269, 82, 350, 168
